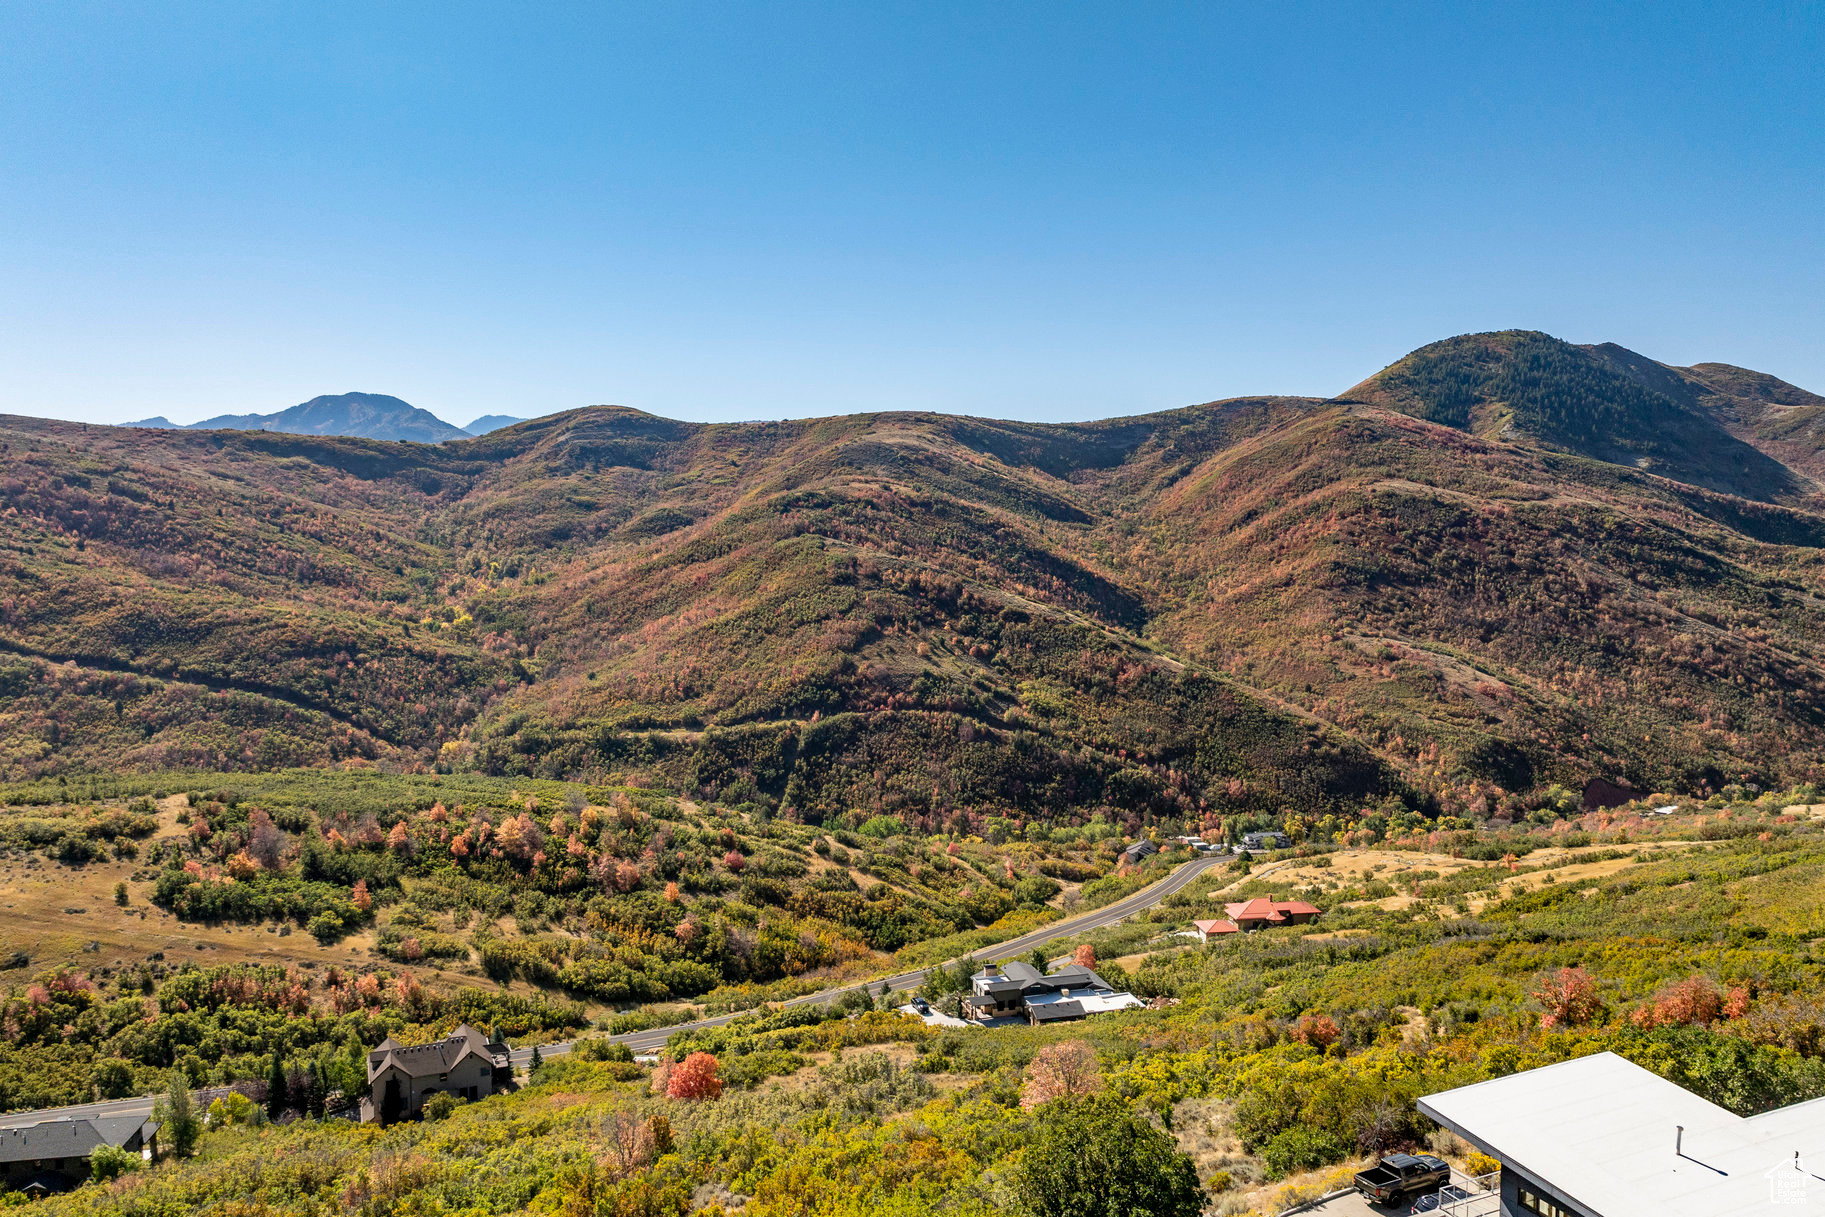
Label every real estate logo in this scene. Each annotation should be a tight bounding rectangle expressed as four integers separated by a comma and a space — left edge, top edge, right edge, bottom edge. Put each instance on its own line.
1767, 1153, 1811, 1207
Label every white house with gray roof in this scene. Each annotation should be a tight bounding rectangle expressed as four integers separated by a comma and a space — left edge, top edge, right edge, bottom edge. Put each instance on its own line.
1420, 1050, 1825, 1217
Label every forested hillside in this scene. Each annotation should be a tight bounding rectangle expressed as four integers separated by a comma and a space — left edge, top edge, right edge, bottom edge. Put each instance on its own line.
5, 331, 1825, 822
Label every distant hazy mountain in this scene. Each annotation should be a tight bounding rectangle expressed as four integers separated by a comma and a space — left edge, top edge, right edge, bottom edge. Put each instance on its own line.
462, 414, 524, 436
125, 392, 468, 443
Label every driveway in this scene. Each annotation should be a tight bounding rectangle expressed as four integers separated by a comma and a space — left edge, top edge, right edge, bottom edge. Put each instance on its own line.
1288, 1191, 1390, 1217
1285, 1172, 1496, 1217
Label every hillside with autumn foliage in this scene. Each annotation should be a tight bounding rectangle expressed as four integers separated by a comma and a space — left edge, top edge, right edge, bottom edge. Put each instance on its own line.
5, 331, 1825, 827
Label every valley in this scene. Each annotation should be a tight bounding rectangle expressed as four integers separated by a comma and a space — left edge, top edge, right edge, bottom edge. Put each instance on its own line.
7, 330, 1825, 1216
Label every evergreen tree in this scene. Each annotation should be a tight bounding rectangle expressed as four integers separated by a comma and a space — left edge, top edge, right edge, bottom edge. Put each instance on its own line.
529, 1043, 543, 1074
308, 1059, 327, 1117
266, 1050, 287, 1120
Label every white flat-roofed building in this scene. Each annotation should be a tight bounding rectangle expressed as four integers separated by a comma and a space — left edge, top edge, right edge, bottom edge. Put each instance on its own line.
1419, 1050, 1825, 1217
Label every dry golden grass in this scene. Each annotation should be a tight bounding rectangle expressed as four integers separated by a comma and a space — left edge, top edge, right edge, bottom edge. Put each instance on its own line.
0, 794, 493, 995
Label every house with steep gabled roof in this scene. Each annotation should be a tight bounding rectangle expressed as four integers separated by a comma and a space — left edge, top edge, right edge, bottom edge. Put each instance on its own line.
360, 1023, 512, 1124
1120, 839, 1159, 866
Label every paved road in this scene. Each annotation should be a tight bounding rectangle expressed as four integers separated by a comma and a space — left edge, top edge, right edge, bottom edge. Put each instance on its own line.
0, 1087, 241, 1131
600, 850, 1230, 1054
0, 852, 1229, 1123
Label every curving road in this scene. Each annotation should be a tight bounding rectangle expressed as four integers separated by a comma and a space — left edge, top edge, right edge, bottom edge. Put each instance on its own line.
0, 852, 1230, 1126
597, 850, 1231, 1054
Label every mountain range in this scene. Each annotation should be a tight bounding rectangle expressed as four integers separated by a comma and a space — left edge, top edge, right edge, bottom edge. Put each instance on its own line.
126, 392, 524, 442
6, 330, 1825, 826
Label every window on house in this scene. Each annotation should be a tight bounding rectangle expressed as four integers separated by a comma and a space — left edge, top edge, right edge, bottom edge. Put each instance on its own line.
1520, 1188, 1579, 1217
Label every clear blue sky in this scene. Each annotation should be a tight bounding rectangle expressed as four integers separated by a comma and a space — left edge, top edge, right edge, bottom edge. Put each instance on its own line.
2, 2, 1820, 427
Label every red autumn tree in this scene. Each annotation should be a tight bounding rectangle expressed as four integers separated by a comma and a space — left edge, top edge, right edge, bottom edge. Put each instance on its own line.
1294, 1012, 1341, 1049
1637, 974, 1725, 1028
1019, 1040, 1102, 1110
722, 849, 746, 872
1072, 944, 1096, 969
351, 879, 373, 912
1532, 966, 1602, 1029
666, 1052, 722, 1101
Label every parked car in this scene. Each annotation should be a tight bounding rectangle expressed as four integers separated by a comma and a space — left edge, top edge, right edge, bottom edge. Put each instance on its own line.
1354, 1153, 1449, 1204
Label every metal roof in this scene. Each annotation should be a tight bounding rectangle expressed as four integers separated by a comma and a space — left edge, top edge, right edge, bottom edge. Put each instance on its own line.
970, 962, 1108, 997
1420, 1051, 1825, 1217
1024, 988, 1143, 1018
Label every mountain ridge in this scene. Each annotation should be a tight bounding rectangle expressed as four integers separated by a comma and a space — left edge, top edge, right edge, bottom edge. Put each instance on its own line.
5, 330, 1825, 823
127, 391, 473, 443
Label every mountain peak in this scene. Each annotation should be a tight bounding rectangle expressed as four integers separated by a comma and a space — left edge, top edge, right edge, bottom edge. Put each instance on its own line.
1344, 329, 1806, 503
158, 392, 470, 443
462, 414, 525, 436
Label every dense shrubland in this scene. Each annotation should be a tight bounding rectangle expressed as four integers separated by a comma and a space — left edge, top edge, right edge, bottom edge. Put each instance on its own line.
19, 817, 1825, 1217
0, 769, 1132, 1057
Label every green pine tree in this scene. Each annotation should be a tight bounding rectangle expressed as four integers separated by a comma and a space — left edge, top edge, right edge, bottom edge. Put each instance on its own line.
266, 1050, 287, 1120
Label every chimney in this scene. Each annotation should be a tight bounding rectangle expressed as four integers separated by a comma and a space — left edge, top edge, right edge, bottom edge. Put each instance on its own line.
1676, 1126, 1684, 1155
983, 963, 998, 976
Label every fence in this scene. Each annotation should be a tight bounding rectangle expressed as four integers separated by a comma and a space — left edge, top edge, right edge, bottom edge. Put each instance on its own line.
1438, 1169, 1501, 1217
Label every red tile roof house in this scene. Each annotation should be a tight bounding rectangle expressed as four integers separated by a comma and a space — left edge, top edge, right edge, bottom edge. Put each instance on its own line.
1224, 897, 1321, 930
1189, 918, 1241, 943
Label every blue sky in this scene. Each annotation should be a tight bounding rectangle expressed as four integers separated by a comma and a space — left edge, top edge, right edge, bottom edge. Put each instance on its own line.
2, 2, 1820, 427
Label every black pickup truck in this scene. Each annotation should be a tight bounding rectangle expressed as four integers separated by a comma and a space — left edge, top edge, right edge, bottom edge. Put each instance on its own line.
1353, 1153, 1450, 1205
